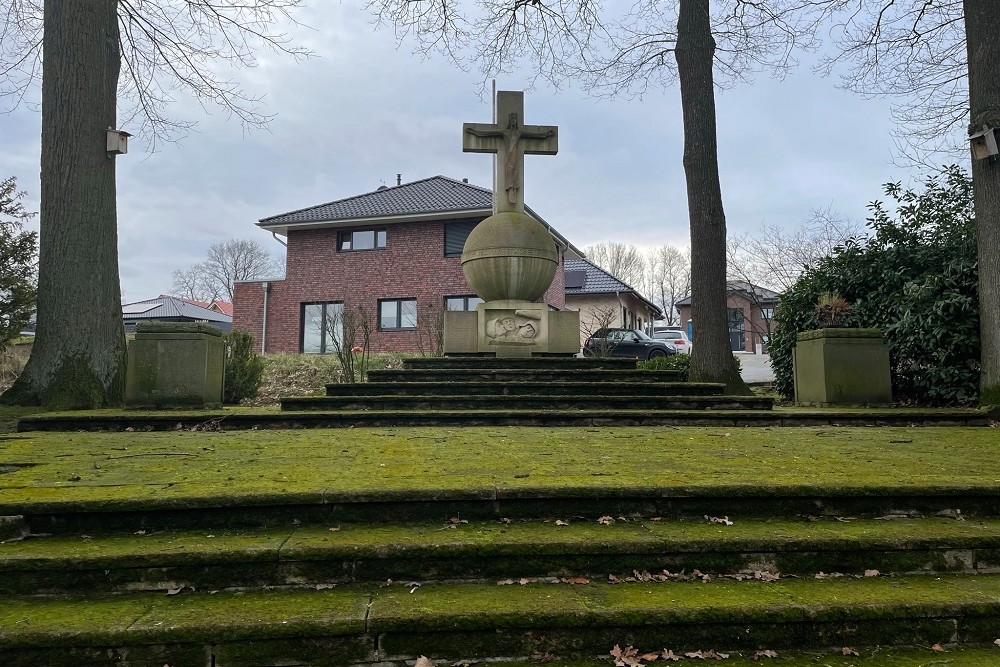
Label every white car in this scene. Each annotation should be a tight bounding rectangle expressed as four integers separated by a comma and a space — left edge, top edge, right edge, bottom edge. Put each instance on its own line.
652, 329, 693, 354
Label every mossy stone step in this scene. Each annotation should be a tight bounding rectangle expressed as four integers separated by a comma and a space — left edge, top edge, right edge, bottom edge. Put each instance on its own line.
280, 394, 774, 412
323, 381, 725, 397
403, 357, 639, 370
367, 369, 683, 383
2, 576, 1000, 665
435, 650, 1000, 667
3, 517, 1000, 594
16, 408, 990, 432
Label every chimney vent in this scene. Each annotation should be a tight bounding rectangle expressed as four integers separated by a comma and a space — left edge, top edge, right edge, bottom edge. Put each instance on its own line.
462, 178, 468, 183
396, 173, 402, 186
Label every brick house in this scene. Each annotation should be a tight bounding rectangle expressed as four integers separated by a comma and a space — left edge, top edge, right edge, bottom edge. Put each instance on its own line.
233, 176, 582, 354
675, 281, 780, 353
563, 259, 663, 343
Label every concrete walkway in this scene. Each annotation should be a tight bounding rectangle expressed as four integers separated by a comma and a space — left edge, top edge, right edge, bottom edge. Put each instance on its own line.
736, 352, 774, 384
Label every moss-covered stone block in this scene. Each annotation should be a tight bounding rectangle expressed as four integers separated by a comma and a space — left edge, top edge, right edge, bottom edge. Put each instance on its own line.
125, 322, 225, 409
793, 329, 892, 406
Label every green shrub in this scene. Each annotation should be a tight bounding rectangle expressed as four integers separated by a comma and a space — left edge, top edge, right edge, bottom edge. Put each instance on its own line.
771, 166, 979, 405
639, 353, 690, 379
223, 330, 266, 404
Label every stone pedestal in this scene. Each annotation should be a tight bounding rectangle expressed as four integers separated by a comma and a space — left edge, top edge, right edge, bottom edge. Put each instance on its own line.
126, 322, 225, 409
444, 300, 580, 357
793, 328, 892, 406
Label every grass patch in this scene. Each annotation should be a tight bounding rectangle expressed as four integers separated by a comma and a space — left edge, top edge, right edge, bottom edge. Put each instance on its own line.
244, 353, 417, 406
1, 426, 1000, 511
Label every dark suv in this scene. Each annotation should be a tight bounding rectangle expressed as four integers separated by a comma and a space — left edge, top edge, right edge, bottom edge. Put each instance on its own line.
582, 328, 677, 359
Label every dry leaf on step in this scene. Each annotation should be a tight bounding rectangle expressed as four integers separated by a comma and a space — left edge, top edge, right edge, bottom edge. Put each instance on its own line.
640, 653, 660, 662
414, 656, 435, 667
610, 644, 643, 667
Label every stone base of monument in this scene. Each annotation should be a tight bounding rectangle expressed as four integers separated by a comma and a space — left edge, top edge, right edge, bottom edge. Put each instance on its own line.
125, 322, 225, 409
443, 300, 581, 357
793, 328, 892, 406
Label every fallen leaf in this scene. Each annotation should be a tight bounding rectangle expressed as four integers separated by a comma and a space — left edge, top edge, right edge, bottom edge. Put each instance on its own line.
864, 569, 880, 577
414, 656, 435, 667
640, 653, 660, 662
531, 652, 556, 664
650, 517, 663, 522
328, 526, 341, 532
610, 644, 643, 667
518, 577, 539, 585
314, 583, 335, 590
842, 647, 859, 656
704, 515, 734, 526
754, 570, 780, 582
598, 515, 615, 525
555, 519, 570, 526
563, 577, 590, 585
684, 650, 704, 659
608, 574, 621, 583
448, 517, 469, 525
166, 587, 183, 596
500, 517, 512, 524
454, 660, 476, 667
752, 649, 778, 660
661, 650, 681, 661
995, 638, 1000, 646
496, 579, 515, 585
931, 644, 945, 652
703, 649, 729, 659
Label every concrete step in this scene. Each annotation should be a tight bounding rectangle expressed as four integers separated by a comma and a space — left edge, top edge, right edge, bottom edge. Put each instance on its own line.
403, 357, 639, 370
3, 517, 999, 595
367, 368, 683, 383
2, 576, 1000, 665
323, 381, 726, 397
280, 395, 774, 412
16, 408, 990, 432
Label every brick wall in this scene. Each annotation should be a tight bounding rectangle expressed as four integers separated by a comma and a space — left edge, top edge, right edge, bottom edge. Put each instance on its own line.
233, 218, 569, 354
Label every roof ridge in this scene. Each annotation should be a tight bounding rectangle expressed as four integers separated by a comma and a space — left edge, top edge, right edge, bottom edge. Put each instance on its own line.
259, 176, 488, 223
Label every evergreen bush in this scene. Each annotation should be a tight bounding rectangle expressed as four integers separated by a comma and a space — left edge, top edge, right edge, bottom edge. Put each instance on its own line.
223, 330, 266, 404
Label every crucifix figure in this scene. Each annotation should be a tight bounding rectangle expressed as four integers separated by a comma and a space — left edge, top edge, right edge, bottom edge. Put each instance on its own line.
463, 91, 558, 213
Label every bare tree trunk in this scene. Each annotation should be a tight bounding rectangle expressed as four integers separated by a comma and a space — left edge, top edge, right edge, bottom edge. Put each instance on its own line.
966, 0, 1000, 405
675, 0, 750, 395
1, 0, 126, 408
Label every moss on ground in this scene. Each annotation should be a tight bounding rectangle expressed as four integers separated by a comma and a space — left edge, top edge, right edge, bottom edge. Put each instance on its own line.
2, 426, 1000, 513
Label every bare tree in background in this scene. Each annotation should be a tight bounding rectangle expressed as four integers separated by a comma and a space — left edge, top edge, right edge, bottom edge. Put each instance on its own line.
585, 242, 647, 289
0, 1, 307, 408
173, 239, 282, 303
727, 208, 861, 293
646, 245, 690, 325
367, 0, 825, 394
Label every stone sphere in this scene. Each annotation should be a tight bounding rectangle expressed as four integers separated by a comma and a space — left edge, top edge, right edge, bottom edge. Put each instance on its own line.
461, 211, 558, 302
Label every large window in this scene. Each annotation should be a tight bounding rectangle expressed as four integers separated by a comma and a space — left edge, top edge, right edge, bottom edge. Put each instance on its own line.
445, 295, 484, 311
339, 229, 386, 251
444, 220, 480, 257
302, 302, 343, 354
379, 299, 417, 330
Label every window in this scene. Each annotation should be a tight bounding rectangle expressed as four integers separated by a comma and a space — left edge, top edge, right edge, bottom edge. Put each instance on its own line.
761, 307, 775, 320
339, 229, 386, 251
444, 220, 480, 257
301, 302, 343, 354
445, 295, 484, 311
380, 299, 417, 330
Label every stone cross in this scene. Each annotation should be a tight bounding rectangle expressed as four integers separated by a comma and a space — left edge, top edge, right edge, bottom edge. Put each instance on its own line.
463, 91, 558, 213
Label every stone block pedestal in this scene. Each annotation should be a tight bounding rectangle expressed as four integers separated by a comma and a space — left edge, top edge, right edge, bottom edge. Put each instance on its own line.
126, 322, 225, 409
793, 328, 892, 406
443, 300, 580, 357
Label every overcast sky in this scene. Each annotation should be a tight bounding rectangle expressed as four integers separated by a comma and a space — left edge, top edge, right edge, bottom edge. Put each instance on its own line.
0, 3, 946, 303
